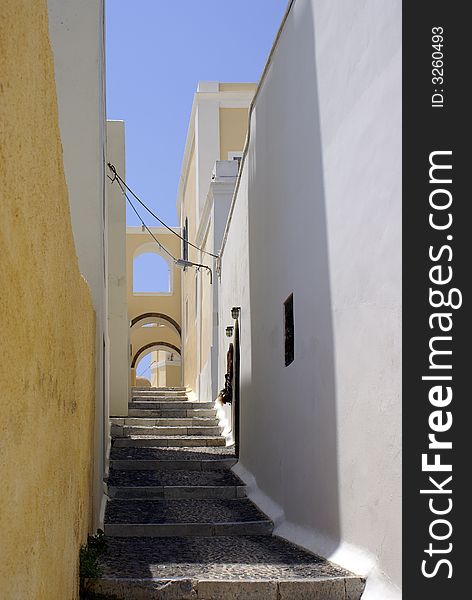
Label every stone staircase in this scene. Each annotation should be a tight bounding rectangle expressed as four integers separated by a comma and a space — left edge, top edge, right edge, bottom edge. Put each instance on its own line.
87, 387, 365, 599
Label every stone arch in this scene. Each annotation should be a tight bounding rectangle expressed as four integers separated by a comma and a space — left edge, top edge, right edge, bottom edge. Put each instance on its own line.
130, 312, 181, 337
131, 341, 181, 368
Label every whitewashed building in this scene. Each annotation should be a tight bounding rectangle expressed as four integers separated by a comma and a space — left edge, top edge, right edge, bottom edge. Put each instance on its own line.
179, 0, 402, 597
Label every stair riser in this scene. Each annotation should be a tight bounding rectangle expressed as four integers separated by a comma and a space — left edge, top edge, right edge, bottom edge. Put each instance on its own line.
128, 409, 216, 418
88, 577, 365, 600
111, 417, 219, 427
104, 521, 273, 537
110, 458, 238, 471
108, 485, 247, 499
113, 437, 226, 448
111, 425, 222, 437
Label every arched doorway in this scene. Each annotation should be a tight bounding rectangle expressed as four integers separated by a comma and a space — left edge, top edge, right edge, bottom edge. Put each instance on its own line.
131, 342, 181, 389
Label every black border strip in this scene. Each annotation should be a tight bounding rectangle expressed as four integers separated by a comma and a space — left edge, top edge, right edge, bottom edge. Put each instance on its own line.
403, 2, 469, 596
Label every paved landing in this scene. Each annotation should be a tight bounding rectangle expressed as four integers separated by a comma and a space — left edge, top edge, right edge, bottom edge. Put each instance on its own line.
98, 535, 349, 579
90, 536, 365, 599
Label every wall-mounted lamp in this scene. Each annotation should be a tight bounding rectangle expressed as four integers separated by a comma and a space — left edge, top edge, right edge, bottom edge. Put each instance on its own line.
225, 326, 234, 337
175, 259, 212, 284
231, 306, 241, 319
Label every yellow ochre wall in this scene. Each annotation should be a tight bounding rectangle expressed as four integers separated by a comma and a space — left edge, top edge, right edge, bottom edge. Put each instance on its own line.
127, 230, 182, 325
219, 107, 250, 161
0, 2, 96, 599
127, 229, 182, 387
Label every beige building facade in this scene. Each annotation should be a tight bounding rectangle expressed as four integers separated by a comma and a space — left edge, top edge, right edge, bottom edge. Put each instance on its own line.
177, 82, 256, 401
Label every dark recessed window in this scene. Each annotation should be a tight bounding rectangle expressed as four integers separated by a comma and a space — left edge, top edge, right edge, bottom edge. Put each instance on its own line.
284, 293, 294, 366
183, 217, 189, 261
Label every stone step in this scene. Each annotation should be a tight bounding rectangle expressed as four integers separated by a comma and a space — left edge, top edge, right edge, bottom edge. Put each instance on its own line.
107, 469, 246, 499
87, 536, 365, 600
113, 435, 226, 448
128, 407, 216, 418
129, 401, 214, 410
132, 391, 188, 398
111, 424, 222, 438
132, 387, 187, 392
111, 416, 219, 427
108, 486, 246, 500
110, 445, 236, 471
104, 498, 273, 537
131, 386, 188, 393
129, 398, 199, 404
110, 458, 237, 471
131, 397, 189, 403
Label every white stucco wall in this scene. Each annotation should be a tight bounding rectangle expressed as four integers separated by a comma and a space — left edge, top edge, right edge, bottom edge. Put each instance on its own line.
219, 0, 401, 597
47, 0, 108, 527
218, 166, 251, 444
194, 161, 239, 406
107, 121, 129, 416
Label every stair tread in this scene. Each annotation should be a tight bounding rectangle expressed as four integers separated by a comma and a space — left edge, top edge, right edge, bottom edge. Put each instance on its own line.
111, 417, 218, 424
95, 535, 357, 581
115, 434, 224, 440
114, 425, 220, 431
129, 402, 214, 409
110, 445, 235, 461
132, 387, 187, 391
127, 410, 217, 418
107, 469, 243, 488
112, 427, 222, 438
131, 397, 188, 401
105, 498, 271, 525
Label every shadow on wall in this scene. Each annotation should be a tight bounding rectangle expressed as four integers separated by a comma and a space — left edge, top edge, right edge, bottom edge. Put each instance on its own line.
242, 0, 341, 556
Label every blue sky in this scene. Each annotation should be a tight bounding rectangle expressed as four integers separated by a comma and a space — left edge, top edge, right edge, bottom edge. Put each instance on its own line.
106, 0, 288, 228
106, 1, 288, 374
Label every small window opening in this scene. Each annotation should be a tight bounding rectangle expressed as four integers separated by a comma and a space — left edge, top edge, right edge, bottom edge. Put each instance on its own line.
133, 252, 170, 293
195, 271, 198, 321
183, 217, 189, 261
284, 293, 294, 366
185, 298, 189, 339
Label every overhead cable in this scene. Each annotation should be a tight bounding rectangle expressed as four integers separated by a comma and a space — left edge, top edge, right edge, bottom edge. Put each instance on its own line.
107, 163, 218, 259
110, 174, 178, 262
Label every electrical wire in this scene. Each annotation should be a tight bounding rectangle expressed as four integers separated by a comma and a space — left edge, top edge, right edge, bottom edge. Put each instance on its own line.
107, 163, 218, 259
111, 175, 178, 262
